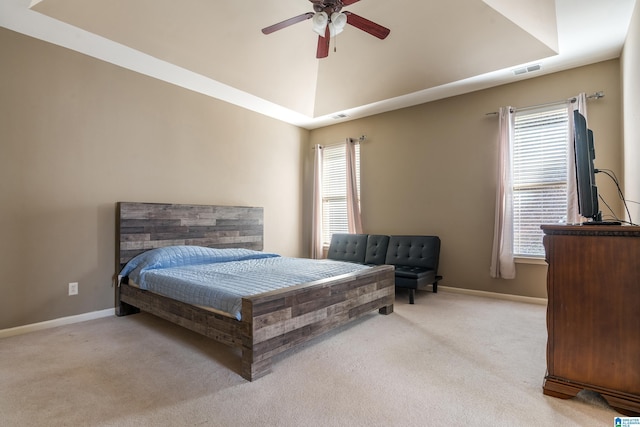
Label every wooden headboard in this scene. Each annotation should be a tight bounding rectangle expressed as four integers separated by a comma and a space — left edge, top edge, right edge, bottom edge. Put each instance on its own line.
117, 202, 264, 270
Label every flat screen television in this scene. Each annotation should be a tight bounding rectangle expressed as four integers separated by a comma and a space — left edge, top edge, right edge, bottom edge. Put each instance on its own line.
573, 110, 603, 223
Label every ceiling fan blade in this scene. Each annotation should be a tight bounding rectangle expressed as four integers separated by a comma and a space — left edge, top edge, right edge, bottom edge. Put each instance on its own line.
341, 0, 361, 5
262, 12, 315, 34
344, 11, 390, 39
316, 26, 330, 58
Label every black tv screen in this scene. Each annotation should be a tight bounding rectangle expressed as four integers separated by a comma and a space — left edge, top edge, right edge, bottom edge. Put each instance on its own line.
573, 110, 601, 222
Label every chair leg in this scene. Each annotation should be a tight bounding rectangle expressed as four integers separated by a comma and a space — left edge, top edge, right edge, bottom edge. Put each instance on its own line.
433, 275, 443, 293
409, 288, 415, 304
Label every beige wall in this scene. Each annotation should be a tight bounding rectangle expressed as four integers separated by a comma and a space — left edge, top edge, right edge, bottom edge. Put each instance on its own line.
1, 24, 628, 330
307, 60, 623, 299
0, 28, 309, 329
622, 2, 640, 223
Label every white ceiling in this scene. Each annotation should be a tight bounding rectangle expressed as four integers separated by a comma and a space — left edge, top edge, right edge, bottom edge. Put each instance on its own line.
1, 0, 637, 129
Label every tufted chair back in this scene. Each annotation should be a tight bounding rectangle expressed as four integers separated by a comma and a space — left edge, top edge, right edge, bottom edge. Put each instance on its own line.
385, 235, 441, 271
326, 233, 368, 263
364, 235, 390, 265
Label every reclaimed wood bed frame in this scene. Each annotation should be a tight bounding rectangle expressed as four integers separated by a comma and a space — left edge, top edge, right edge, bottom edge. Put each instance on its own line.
116, 202, 395, 381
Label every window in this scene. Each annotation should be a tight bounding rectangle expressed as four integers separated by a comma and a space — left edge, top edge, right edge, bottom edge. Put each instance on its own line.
321, 143, 360, 246
512, 105, 569, 257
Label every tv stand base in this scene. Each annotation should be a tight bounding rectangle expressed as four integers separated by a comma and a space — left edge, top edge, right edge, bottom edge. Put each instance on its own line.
541, 224, 640, 418
544, 376, 640, 416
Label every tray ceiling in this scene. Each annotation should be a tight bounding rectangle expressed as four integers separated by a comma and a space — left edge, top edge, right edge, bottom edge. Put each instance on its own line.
1, 0, 637, 128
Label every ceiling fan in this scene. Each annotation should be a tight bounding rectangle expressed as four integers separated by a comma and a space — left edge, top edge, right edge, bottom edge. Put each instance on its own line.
261, 0, 390, 59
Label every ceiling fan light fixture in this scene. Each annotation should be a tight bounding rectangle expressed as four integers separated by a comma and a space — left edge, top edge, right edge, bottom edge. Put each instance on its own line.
312, 12, 328, 35
329, 12, 347, 37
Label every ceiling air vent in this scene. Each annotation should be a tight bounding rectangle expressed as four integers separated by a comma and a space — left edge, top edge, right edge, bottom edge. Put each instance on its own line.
331, 113, 349, 120
513, 64, 541, 76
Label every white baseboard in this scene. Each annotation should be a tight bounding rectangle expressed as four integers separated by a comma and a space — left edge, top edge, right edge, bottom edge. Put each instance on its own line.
0, 308, 115, 339
439, 286, 548, 305
1, 288, 546, 339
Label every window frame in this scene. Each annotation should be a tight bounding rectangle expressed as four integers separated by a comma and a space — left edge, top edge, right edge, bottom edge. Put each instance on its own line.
511, 104, 570, 258
320, 143, 360, 248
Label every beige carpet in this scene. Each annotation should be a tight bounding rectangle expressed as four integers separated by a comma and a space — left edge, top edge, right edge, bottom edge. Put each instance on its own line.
0, 290, 619, 426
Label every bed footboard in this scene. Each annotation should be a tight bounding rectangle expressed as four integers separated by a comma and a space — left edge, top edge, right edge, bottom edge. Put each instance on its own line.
240, 264, 395, 380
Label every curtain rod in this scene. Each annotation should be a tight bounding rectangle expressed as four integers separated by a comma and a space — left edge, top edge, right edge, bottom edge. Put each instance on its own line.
485, 91, 605, 116
312, 135, 367, 149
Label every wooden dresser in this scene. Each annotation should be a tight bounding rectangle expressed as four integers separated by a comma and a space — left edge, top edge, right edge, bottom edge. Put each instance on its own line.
541, 224, 640, 416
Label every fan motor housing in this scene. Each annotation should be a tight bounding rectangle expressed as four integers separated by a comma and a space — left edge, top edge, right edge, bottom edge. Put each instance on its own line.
312, 0, 343, 14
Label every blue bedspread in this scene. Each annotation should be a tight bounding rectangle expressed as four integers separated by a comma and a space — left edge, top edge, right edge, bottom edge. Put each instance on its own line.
120, 246, 371, 320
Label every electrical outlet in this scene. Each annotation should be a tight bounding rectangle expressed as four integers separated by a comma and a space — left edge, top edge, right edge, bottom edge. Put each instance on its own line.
68, 282, 78, 296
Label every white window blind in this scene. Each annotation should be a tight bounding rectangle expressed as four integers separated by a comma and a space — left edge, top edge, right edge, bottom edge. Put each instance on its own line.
513, 106, 568, 257
321, 143, 360, 246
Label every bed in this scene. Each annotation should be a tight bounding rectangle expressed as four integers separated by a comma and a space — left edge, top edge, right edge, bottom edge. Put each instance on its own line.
116, 202, 395, 381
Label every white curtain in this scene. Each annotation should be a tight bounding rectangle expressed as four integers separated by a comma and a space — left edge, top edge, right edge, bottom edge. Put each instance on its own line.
345, 138, 363, 234
490, 106, 516, 279
566, 93, 588, 224
311, 144, 323, 259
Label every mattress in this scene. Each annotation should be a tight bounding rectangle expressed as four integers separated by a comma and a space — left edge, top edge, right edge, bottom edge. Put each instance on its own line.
120, 246, 371, 320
